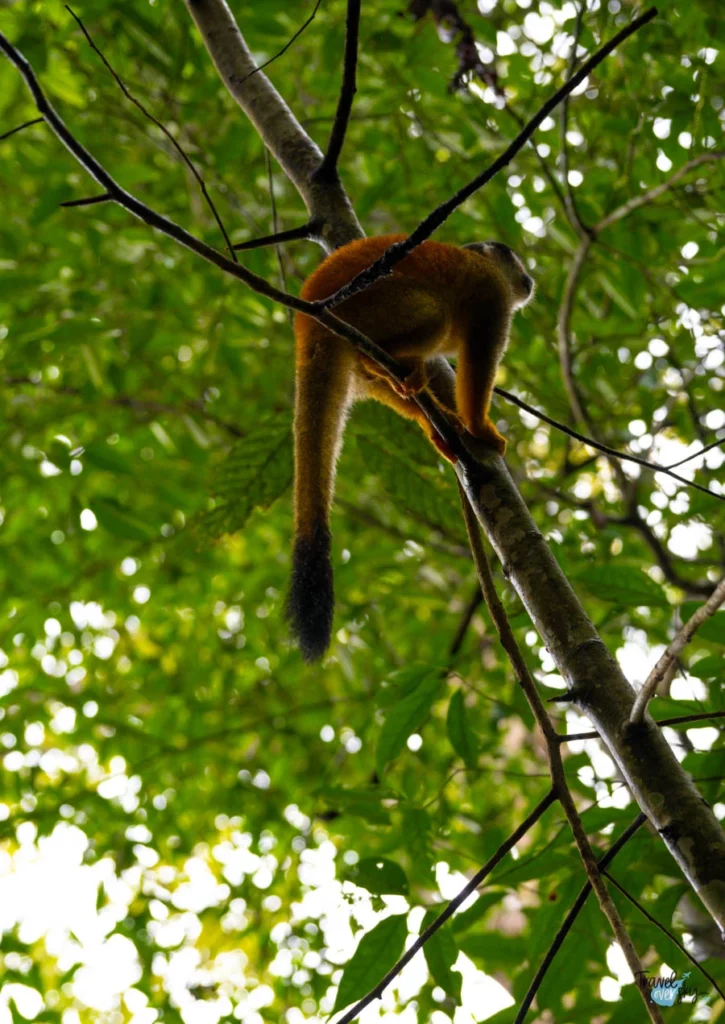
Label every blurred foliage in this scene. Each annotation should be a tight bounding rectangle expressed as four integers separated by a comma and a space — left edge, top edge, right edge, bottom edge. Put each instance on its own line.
0, 0, 724, 1022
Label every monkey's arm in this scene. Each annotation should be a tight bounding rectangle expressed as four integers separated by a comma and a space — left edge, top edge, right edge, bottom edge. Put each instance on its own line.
455, 300, 510, 454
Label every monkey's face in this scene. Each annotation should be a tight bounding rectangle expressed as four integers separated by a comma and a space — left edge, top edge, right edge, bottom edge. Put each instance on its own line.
466, 240, 535, 309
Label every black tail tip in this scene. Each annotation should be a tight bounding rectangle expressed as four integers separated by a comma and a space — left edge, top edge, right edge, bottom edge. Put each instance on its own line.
286, 524, 334, 663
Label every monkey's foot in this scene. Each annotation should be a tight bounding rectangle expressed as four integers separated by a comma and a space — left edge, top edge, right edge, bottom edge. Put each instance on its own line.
472, 420, 507, 456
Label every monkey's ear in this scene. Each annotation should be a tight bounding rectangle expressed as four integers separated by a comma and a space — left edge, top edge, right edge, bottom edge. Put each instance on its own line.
462, 242, 491, 255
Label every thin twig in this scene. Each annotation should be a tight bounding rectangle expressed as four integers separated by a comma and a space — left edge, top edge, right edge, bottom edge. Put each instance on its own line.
494, 386, 725, 504
630, 577, 725, 724
323, 8, 658, 308
561, 708, 725, 743
514, 814, 647, 1024
59, 192, 111, 207
665, 437, 725, 468
559, 0, 591, 237
335, 789, 557, 1024
65, 5, 238, 261
232, 222, 317, 251
0, 116, 43, 140
265, 148, 291, 325
238, 0, 323, 84
597, 151, 725, 231
316, 0, 361, 180
604, 871, 725, 1001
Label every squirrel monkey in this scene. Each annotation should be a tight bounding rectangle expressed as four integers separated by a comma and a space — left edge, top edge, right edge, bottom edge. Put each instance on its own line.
287, 234, 534, 661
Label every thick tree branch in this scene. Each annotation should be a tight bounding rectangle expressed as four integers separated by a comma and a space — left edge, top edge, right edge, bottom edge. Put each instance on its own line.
456, 451, 725, 935
183, 0, 362, 249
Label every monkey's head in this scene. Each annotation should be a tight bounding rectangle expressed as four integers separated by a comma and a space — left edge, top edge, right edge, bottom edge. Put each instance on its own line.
464, 240, 535, 309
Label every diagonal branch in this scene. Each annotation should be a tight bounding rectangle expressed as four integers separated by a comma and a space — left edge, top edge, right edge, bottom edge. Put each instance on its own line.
322, 7, 658, 308
66, 5, 238, 261
239, 0, 322, 85
494, 386, 725, 504
559, 0, 591, 238
315, 0, 361, 182
0, 116, 44, 140
515, 813, 647, 1024
458, 488, 662, 1023
630, 577, 725, 724
336, 789, 557, 1024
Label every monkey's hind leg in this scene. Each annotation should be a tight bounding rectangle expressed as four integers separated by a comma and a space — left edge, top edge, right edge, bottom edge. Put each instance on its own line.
363, 374, 459, 464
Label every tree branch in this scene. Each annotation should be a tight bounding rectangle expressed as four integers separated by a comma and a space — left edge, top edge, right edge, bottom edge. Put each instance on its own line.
515, 814, 647, 1024
0, 116, 44, 140
457, 488, 661, 1022
494, 386, 725, 504
315, 0, 361, 182
322, 7, 657, 308
238, 0, 322, 84
66, 5, 238, 260
183, 0, 362, 249
336, 789, 557, 1024
631, 577, 725, 724
457, 450, 725, 935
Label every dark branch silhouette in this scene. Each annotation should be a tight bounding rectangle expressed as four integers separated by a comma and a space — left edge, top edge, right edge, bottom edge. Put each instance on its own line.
514, 815, 647, 1024
65, 5, 238, 261
494, 386, 725, 504
232, 221, 319, 251
316, 0, 361, 181
239, 0, 323, 84
0, 116, 43, 141
321, 8, 658, 308
336, 789, 557, 1024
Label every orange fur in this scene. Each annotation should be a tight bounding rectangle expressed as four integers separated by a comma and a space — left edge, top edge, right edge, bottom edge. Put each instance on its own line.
287, 234, 533, 661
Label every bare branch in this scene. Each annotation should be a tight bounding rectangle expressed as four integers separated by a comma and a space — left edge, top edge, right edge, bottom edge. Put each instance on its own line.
559, 1, 592, 238
457, 487, 660, 1022
494, 385, 725, 504
60, 192, 111, 207
239, 0, 322, 84
560, 709, 725, 743
232, 221, 319, 251
631, 577, 725, 724
323, 7, 658, 308
604, 871, 725, 1001
0, 116, 43, 141
597, 151, 725, 231
515, 814, 647, 1024
336, 789, 557, 1024
316, 0, 361, 181
666, 436, 725, 468
66, 5, 238, 261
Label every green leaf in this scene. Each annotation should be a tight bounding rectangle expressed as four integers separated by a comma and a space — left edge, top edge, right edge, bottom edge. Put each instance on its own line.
376, 672, 444, 775
83, 442, 134, 475
92, 498, 156, 541
576, 565, 669, 607
689, 654, 723, 679
421, 910, 461, 1001
346, 857, 409, 895
200, 412, 293, 537
446, 689, 479, 769
332, 914, 407, 1014
681, 602, 725, 645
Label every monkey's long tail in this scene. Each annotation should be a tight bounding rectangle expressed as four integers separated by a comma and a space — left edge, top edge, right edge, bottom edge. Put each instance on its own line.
286, 324, 354, 662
